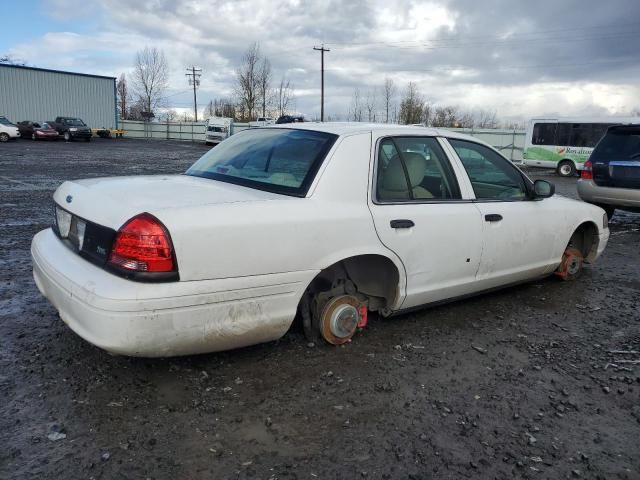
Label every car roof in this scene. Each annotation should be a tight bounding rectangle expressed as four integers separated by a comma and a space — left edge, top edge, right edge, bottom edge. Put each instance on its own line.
265, 121, 484, 143
608, 124, 640, 131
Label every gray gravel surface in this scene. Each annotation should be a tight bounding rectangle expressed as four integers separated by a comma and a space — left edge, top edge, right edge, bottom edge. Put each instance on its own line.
1, 138, 639, 480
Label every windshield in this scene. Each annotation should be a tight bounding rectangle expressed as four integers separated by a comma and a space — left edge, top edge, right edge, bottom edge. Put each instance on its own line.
64, 118, 86, 126
0, 117, 16, 127
591, 127, 640, 161
186, 128, 337, 196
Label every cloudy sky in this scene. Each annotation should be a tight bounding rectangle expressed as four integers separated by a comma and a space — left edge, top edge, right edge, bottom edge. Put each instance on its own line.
3, 0, 640, 122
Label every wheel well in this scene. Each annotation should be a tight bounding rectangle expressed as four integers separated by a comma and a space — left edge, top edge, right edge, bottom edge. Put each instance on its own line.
568, 221, 599, 262
557, 159, 576, 169
304, 255, 400, 312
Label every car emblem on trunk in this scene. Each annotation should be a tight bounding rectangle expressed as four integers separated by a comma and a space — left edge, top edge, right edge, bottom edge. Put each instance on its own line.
66, 195, 73, 204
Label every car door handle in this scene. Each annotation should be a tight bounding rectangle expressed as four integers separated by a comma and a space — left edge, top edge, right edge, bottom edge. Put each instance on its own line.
390, 219, 415, 229
484, 214, 503, 222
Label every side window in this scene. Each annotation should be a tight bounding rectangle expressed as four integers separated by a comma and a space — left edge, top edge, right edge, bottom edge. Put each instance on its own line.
570, 123, 606, 147
556, 123, 571, 146
449, 139, 528, 201
532, 123, 557, 145
377, 137, 461, 202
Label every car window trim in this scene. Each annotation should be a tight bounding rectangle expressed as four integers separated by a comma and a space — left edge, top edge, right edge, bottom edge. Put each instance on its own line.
372, 135, 467, 205
444, 137, 536, 203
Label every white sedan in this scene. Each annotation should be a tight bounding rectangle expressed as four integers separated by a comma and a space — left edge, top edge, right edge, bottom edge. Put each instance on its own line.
31, 124, 609, 357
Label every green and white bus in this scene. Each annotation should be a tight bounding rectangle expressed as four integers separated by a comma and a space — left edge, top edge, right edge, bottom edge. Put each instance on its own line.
523, 117, 638, 177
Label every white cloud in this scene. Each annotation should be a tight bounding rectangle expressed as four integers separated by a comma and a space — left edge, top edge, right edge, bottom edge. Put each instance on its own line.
13, 0, 640, 121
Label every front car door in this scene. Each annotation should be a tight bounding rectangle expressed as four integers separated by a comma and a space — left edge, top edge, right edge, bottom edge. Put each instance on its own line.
444, 138, 565, 289
368, 135, 484, 309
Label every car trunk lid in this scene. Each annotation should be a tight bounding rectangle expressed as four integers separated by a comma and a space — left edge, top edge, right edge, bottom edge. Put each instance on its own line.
53, 174, 286, 229
51, 175, 287, 273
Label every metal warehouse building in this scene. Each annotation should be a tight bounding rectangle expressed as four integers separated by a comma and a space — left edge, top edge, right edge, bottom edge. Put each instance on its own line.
0, 64, 117, 129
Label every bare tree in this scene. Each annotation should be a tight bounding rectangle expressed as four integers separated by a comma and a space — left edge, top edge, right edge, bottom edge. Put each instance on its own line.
457, 110, 475, 128
235, 43, 263, 121
276, 77, 294, 117
203, 100, 215, 119
475, 109, 498, 129
164, 109, 178, 122
365, 88, 377, 122
132, 47, 168, 115
259, 57, 272, 118
502, 119, 526, 130
431, 105, 460, 128
399, 82, 424, 124
383, 77, 396, 123
350, 88, 363, 122
116, 73, 129, 120
421, 101, 433, 126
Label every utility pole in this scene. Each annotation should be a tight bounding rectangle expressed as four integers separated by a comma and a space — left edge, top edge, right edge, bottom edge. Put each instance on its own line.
185, 66, 202, 121
313, 45, 330, 122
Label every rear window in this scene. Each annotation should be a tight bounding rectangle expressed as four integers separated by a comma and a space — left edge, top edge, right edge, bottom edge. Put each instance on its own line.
63, 118, 85, 126
591, 128, 640, 161
186, 128, 338, 196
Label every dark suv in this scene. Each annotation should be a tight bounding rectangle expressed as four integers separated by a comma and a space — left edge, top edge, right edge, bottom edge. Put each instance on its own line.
578, 124, 640, 218
275, 115, 305, 124
52, 117, 92, 142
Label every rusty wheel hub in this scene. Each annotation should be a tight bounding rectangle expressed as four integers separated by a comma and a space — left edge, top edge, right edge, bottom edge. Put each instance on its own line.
320, 295, 360, 345
555, 247, 584, 281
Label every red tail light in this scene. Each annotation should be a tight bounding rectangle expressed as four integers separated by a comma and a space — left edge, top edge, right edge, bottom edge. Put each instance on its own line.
581, 159, 593, 180
109, 213, 175, 273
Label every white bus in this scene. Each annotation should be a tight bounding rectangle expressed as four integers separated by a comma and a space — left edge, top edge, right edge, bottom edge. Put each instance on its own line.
523, 117, 638, 176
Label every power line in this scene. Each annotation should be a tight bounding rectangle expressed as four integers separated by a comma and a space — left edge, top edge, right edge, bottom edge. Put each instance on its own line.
313, 45, 330, 122
185, 66, 202, 121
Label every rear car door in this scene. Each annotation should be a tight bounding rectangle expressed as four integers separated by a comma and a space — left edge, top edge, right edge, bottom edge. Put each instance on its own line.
445, 138, 564, 288
368, 136, 484, 309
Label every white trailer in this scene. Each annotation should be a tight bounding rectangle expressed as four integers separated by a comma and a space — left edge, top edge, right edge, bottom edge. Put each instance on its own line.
205, 117, 232, 145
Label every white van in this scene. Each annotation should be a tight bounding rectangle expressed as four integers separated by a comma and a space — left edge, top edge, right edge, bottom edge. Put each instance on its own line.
523, 117, 637, 176
0, 116, 21, 142
205, 117, 232, 145
249, 117, 275, 128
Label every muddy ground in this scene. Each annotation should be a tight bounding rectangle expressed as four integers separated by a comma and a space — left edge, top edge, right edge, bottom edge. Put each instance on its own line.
1, 138, 639, 480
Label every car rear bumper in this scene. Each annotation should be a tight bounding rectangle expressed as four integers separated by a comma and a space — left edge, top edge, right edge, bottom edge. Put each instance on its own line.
577, 179, 640, 208
31, 228, 313, 357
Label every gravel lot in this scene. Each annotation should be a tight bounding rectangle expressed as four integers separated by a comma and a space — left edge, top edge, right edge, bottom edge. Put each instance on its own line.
1, 138, 639, 480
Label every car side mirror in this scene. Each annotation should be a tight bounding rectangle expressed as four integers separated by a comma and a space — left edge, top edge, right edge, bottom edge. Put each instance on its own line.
533, 179, 555, 199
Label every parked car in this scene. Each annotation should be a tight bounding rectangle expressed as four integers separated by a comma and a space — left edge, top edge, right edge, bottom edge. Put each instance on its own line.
578, 125, 640, 218
0, 115, 21, 142
275, 114, 305, 124
31, 124, 609, 357
52, 117, 92, 142
249, 117, 275, 127
17, 121, 60, 140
